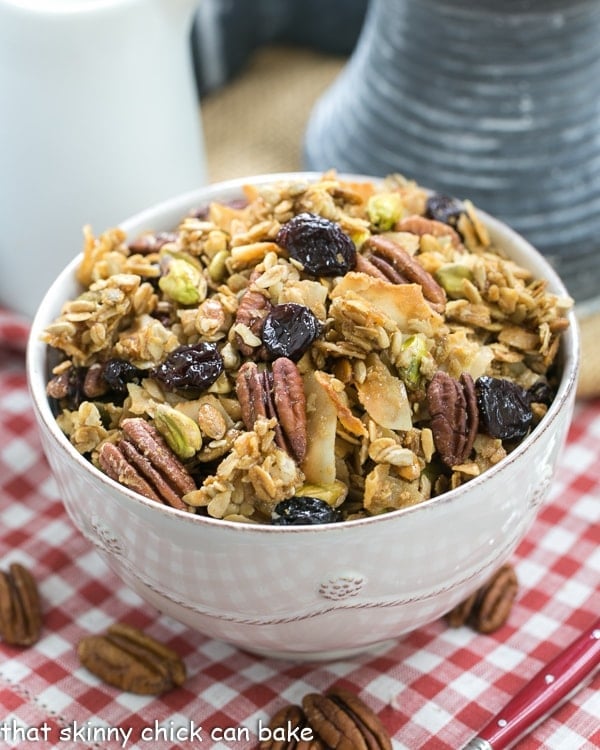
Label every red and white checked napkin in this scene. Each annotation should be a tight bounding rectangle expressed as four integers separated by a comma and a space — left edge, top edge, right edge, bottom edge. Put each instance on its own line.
1, 305, 599, 750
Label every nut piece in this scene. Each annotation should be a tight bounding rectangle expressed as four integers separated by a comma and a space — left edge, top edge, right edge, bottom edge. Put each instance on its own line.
98, 417, 196, 510
355, 252, 407, 284
78, 622, 186, 695
159, 256, 206, 305
446, 563, 519, 633
395, 214, 462, 247
272, 357, 307, 463
302, 688, 392, 750
153, 403, 202, 459
83, 363, 110, 398
259, 704, 327, 750
236, 358, 307, 463
234, 270, 272, 356
128, 231, 177, 255
363, 234, 447, 312
426, 371, 479, 467
0, 563, 42, 647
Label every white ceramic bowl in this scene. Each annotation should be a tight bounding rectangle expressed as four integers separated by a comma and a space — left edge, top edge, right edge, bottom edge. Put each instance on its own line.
27, 173, 580, 660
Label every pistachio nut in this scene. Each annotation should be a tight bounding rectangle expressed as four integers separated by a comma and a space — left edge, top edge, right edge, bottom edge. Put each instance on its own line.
397, 333, 428, 389
153, 403, 202, 459
434, 263, 474, 299
159, 257, 207, 305
366, 192, 404, 231
207, 249, 230, 282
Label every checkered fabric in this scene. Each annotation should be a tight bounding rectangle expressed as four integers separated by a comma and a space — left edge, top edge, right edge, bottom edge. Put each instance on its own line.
1, 306, 598, 750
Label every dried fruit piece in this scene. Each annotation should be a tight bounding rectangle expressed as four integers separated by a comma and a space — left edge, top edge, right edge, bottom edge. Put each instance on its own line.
262, 303, 322, 361
276, 212, 356, 277
78, 622, 186, 694
0, 563, 42, 647
427, 371, 479, 467
302, 687, 392, 750
476, 376, 532, 440
527, 379, 554, 406
425, 193, 465, 228
102, 358, 143, 394
272, 497, 341, 525
153, 343, 223, 396
445, 563, 518, 633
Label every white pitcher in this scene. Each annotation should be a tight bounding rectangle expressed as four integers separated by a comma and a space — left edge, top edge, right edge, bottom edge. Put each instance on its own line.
0, 0, 207, 318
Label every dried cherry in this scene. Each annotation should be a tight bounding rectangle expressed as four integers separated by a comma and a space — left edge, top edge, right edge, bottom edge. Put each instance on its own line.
527, 380, 554, 406
261, 303, 322, 361
102, 358, 143, 394
152, 343, 223, 396
276, 212, 356, 277
475, 376, 532, 440
272, 497, 341, 525
425, 193, 465, 228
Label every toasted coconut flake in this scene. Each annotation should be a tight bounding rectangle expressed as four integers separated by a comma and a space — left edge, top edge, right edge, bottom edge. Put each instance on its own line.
314, 371, 368, 438
301, 370, 339, 485
356, 354, 412, 431
331, 273, 443, 334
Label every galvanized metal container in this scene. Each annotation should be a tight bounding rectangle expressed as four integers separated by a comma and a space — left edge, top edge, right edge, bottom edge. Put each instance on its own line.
304, 0, 600, 305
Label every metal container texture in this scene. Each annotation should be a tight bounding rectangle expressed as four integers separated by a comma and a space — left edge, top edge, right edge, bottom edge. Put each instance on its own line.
304, 0, 600, 304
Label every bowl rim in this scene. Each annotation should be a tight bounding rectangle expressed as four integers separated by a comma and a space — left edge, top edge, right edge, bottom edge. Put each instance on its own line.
26, 171, 581, 535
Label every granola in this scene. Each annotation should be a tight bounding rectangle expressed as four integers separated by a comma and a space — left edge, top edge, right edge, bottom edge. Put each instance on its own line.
43, 173, 571, 524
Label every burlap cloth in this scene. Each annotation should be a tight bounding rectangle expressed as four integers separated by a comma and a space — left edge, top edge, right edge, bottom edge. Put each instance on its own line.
201, 45, 600, 399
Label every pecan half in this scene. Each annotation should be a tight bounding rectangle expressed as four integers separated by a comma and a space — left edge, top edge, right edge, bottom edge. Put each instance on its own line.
259, 704, 327, 750
236, 358, 307, 463
78, 622, 186, 694
98, 418, 196, 510
127, 231, 177, 255
363, 235, 446, 312
426, 371, 479, 467
355, 252, 407, 284
396, 214, 462, 248
302, 687, 392, 750
234, 270, 272, 356
0, 563, 42, 647
272, 357, 307, 462
83, 362, 110, 398
446, 563, 519, 633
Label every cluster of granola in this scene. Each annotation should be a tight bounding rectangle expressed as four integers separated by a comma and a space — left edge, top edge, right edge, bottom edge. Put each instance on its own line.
43, 173, 571, 524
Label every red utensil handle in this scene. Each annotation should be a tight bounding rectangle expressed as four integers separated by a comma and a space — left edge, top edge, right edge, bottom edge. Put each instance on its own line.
467, 617, 600, 750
